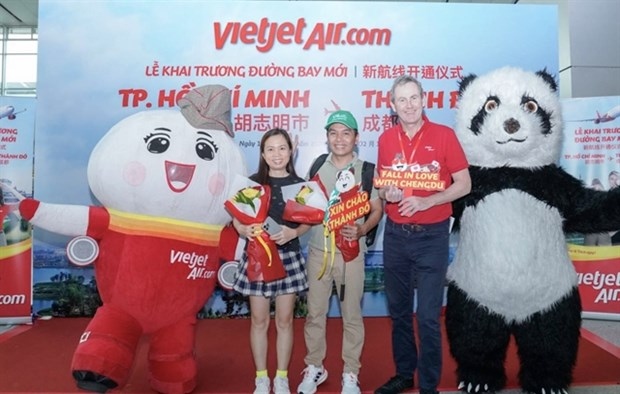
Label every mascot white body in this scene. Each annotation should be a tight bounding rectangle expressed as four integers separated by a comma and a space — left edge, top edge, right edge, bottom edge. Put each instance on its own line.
445, 67, 620, 394
19, 85, 246, 393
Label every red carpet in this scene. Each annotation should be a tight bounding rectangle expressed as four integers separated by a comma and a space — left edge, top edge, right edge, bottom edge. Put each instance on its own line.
0, 317, 619, 393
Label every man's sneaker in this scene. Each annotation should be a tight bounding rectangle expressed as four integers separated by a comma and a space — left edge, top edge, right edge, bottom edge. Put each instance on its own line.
374, 375, 414, 394
341, 372, 361, 394
297, 365, 328, 394
253, 376, 270, 394
273, 376, 291, 394
419, 389, 439, 394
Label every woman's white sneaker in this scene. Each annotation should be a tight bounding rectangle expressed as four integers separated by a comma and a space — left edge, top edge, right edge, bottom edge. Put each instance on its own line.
253, 376, 270, 394
273, 376, 290, 394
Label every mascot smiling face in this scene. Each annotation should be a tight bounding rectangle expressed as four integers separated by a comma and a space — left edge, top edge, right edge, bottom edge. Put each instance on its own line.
446, 67, 620, 394
88, 109, 240, 225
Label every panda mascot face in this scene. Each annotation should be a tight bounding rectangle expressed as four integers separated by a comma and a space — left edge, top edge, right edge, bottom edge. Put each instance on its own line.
87, 109, 246, 225
454, 66, 562, 168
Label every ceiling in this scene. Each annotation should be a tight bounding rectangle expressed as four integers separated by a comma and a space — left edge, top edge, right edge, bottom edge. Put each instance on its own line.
0, 0, 38, 28
0, 0, 525, 29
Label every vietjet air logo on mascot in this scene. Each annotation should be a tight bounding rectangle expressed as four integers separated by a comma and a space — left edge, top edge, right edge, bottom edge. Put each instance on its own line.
170, 248, 216, 280
19, 85, 247, 393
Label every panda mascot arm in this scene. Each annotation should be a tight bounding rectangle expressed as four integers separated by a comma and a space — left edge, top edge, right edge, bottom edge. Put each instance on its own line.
542, 166, 620, 233
500, 164, 620, 233
453, 165, 620, 234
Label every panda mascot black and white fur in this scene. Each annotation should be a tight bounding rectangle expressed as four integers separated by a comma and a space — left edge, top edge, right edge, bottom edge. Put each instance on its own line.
445, 66, 620, 394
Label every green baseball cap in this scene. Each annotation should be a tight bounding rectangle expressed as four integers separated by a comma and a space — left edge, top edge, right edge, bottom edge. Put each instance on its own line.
325, 110, 358, 132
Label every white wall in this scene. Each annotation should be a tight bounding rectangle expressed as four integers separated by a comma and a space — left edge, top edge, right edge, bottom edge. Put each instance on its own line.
522, 0, 620, 98
564, 0, 620, 98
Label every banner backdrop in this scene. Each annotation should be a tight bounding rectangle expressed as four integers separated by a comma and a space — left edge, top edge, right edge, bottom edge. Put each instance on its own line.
34, 0, 559, 317
0, 96, 36, 324
560, 95, 620, 320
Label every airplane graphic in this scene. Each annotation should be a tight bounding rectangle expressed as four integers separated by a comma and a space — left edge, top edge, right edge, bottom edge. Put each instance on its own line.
567, 105, 620, 124
0, 105, 26, 120
324, 99, 341, 116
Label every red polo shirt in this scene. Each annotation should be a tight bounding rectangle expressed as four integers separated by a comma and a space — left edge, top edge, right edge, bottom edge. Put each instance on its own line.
377, 117, 468, 224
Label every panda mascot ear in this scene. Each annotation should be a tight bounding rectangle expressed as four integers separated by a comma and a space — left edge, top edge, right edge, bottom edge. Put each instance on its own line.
336, 167, 355, 179
457, 74, 477, 97
535, 68, 558, 92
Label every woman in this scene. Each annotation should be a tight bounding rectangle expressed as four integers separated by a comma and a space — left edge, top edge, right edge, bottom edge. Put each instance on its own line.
232, 128, 309, 394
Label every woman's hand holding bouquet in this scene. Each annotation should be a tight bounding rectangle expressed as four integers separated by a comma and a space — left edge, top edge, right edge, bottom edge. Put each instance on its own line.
224, 177, 285, 282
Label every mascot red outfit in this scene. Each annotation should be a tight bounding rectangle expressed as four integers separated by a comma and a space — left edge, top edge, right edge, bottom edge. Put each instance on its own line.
446, 67, 620, 394
20, 85, 246, 393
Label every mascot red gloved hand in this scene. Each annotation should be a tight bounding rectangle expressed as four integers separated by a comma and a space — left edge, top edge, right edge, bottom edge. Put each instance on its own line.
19, 85, 246, 393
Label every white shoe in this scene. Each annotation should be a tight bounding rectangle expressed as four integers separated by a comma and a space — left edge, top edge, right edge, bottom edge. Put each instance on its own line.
297, 365, 328, 394
341, 372, 361, 394
273, 376, 290, 394
254, 376, 270, 394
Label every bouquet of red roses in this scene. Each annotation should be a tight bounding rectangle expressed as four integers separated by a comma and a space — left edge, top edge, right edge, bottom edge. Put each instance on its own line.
224, 177, 285, 283
281, 179, 328, 224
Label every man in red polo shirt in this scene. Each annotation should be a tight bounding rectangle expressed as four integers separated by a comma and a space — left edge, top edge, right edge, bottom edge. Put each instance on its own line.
374, 75, 471, 394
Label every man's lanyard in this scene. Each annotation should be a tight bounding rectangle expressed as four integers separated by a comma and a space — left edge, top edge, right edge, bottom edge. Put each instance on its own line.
397, 125, 425, 167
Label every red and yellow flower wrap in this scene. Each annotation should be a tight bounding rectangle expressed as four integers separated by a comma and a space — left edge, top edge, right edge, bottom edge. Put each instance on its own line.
224, 185, 285, 283
281, 179, 328, 225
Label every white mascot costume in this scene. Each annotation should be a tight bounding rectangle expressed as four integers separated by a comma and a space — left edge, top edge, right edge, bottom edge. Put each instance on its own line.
445, 67, 620, 394
19, 85, 246, 393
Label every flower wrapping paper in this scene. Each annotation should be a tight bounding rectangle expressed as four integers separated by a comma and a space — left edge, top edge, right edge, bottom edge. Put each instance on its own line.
281, 179, 328, 224
224, 177, 285, 282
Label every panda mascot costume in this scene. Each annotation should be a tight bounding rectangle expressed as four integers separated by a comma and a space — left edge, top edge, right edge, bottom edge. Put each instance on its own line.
445, 67, 620, 394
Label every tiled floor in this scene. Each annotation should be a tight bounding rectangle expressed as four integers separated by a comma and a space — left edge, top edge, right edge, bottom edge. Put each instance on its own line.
583, 318, 620, 347
0, 324, 15, 335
